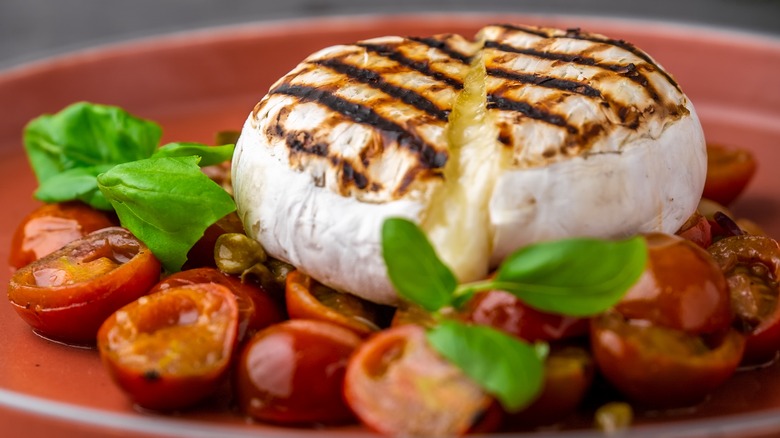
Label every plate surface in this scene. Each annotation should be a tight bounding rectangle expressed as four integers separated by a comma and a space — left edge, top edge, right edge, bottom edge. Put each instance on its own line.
1, 13, 779, 438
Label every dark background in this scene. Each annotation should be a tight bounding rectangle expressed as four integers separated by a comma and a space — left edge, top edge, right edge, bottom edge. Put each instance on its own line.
2, 0, 780, 70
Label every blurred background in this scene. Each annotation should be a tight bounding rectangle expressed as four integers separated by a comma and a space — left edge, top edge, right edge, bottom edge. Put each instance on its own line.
2, 0, 780, 70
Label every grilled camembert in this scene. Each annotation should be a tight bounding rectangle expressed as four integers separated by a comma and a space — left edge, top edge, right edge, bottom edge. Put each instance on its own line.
233, 24, 706, 304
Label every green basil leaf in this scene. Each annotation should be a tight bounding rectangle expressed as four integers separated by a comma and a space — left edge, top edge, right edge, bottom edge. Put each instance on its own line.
97, 156, 236, 272
152, 142, 234, 167
494, 237, 647, 316
426, 320, 545, 412
34, 165, 115, 210
381, 218, 457, 312
24, 102, 161, 184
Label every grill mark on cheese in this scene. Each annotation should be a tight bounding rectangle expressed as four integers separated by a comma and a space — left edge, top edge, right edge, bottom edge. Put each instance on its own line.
357, 42, 464, 90
270, 83, 448, 170
487, 94, 578, 134
486, 66, 602, 98
408, 36, 472, 64
311, 57, 450, 122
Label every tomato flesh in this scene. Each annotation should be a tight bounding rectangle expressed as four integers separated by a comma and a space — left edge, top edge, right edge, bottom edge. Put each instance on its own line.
235, 319, 361, 425
344, 324, 496, 436
8, 227, 161, 344
97, 283, 239, 411
709, 235, 780, 364
9, 202, 116, 269
150, 267, 284, 341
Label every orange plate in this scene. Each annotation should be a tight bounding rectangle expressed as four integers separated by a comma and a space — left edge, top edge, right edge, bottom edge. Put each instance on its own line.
1, 13, 779, 438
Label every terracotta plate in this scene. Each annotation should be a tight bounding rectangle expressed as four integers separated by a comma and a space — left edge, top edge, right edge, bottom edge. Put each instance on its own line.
1, 13, 779, 438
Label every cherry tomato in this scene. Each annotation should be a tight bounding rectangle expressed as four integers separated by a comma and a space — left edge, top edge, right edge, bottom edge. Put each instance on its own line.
286, 270, 386, 337
676, 210, 712, 249
616, 233, 731, 335
344, 324, 497, 436
591, 311, 745, 408
97, 283, 238, 411
9, 202, 116, 269
504, 345, 594, 429
235, 319, 361, 425
702, 143, 757, 206
183, 212, 244, 270
7, 227, 161, 344
150, 267, 284, 342
709, 235, 780, 364
463, 290, 588, 342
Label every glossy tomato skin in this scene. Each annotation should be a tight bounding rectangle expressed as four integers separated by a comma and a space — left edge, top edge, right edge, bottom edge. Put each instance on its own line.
344, 324, 497, 436
591, 311, 745, 408
702, 143, 757, 206
235, 319, 361, 425
463, 290, 588, 343
285, 270, 386, 337
98, 283, 239, 411
709, 235, 780, 364
150, 267, 284, 341
7, 227, 161, 344
616, 233, 731, 335
9, 202, 116, 269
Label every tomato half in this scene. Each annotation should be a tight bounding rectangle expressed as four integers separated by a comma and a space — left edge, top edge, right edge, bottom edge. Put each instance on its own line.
285, 270, 386, 337
235, 319, 361, 425
344, 324, 497, 436
7, 227, 161, 344
463, 290, 588, 343
709, 235, 780, 364
702, 143, 757, 206
150, 267, 284, 342
97, 283, 238, 410
9, 202, 116, 270
591, 311, 745, 408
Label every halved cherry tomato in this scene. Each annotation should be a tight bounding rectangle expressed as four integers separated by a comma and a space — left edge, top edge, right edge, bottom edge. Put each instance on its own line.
591, 311, 745, 408
9, 202, 116, 269
344, 324, 497, 436
235, 319, 361, 425
463, 290, 588, 343
709, 235, 780, 364
7, 227, 161, 344
97, 283, 238, 411
149, 267, 284, 342
676, 210, 712, 249
504, 345, 594, 429
702, 143, 757, 206
616, 233, 731, 335
285, 270, 387, 337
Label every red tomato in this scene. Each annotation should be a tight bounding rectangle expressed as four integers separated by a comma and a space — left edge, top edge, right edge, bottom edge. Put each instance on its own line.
285, 270, 386, 337
463, 290, 588, 342
591, 311, 745, 408
235, 319, 361, 425
150, 267, 284, 341
97, 283, 239, 411
9, 202, 116, 269
344, 324, 497, 436
616, 233, 731, 335
702, 143, 757, 206
708, 235, 780, 364
7, 227, 161, 344
504, 345, 594, 429
675, 210, 712, 249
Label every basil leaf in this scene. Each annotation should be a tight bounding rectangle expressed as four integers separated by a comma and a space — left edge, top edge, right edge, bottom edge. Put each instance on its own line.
24, 102, 161, 184
153, 142, 234, 167
381, 218, 457, 312
97, 156, 236, 272
495, 237, 647, 316
426, 320, 545, 412
34, 164, 115, 210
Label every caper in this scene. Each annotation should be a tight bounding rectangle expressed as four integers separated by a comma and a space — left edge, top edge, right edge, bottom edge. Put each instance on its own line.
214, 233, 266, 275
